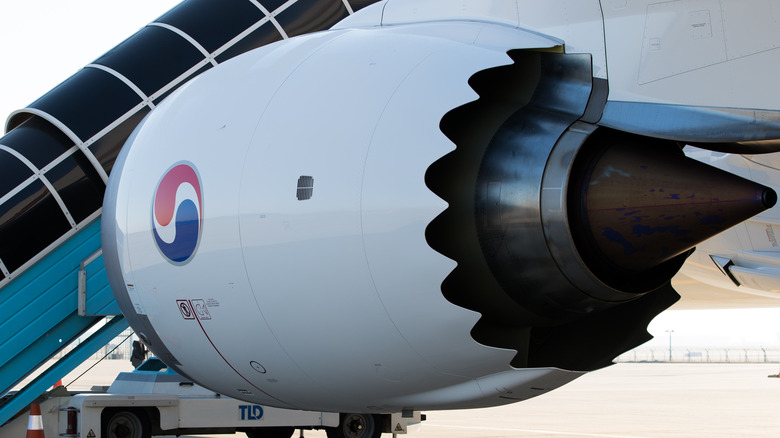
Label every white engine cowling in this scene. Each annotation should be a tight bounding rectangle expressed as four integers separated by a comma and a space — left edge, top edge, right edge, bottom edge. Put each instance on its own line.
102, 21, 582, 412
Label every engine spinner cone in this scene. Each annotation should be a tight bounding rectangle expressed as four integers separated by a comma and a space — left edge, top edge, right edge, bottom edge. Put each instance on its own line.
570, 137, 776, 275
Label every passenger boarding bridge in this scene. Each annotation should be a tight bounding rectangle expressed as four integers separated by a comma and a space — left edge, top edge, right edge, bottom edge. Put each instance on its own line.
0, 0, 373, 426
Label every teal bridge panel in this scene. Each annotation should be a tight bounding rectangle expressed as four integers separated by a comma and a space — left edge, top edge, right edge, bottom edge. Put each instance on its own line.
0, 218, 127, 426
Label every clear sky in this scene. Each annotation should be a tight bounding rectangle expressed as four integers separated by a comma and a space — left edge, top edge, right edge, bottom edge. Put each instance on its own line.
647, 308, 780, 348
1, 0, 779, 350
0, 0, 181, 122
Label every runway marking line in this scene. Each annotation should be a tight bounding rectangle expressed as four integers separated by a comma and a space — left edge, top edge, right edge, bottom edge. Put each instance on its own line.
425, 423, 651, 438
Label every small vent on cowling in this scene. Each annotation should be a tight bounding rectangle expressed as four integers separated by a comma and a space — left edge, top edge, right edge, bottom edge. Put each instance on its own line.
297, 176, 314, 200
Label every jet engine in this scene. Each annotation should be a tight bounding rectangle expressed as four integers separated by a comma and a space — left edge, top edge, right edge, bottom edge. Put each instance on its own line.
103, 8, 775, 413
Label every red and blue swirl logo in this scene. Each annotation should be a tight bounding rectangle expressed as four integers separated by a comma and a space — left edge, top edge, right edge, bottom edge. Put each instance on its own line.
152, 163, 203, 264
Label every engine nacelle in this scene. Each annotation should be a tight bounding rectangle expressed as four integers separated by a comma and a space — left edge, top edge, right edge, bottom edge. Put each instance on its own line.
103, 16, 773, 412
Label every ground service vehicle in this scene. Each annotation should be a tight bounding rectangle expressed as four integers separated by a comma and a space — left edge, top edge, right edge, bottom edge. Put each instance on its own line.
0, 359, 422, 438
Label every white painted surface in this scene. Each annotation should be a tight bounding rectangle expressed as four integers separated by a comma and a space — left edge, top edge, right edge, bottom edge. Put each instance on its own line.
108, 19, 575, 412
603, 0, 780, 109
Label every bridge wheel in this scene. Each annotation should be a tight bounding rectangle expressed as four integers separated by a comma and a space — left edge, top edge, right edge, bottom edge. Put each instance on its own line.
103, 409, 150, 438
326, 413, 382, 438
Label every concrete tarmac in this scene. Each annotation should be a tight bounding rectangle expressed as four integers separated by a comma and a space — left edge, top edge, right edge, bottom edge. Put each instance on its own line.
55, 360, 780, 437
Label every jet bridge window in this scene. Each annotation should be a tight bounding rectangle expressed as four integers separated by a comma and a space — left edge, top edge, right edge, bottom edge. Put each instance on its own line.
93, 26, 204, 98
88, 109, 150, 174
276, 0, 349, 38
29, 68, 142, 142
215, 22, 282, 63
156, 0, 267, 53
0, 118, 73, 169
45, 155, 103, 224
0, 149, 33, 196
0, 180, 71, 273
349, 0, 381, 12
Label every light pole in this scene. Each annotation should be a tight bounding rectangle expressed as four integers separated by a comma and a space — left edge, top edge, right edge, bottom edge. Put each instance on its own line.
666, 329, 674, 362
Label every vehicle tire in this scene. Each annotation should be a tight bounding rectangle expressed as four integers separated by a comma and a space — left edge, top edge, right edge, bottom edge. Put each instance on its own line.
245, 427, 296, 438
326, 413, 382, 438
103, 409, 150, 438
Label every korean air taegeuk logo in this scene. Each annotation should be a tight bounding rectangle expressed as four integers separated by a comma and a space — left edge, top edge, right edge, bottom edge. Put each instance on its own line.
152, 162, 203, 264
